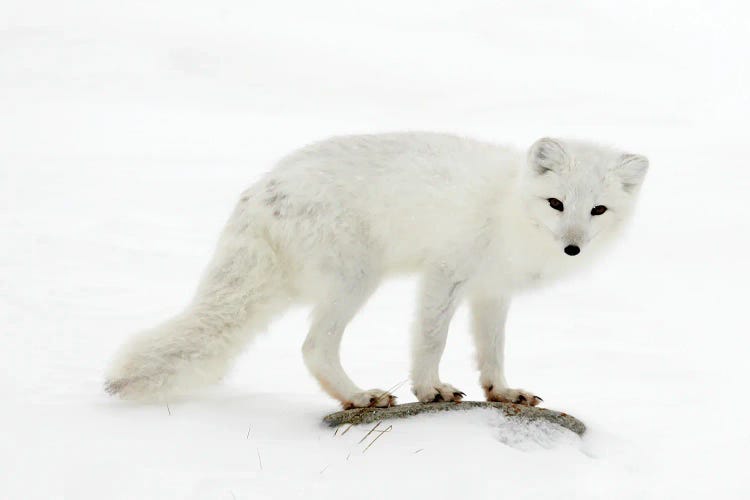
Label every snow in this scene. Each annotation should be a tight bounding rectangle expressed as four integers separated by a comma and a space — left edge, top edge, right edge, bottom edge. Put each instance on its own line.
1, 1, 748, 498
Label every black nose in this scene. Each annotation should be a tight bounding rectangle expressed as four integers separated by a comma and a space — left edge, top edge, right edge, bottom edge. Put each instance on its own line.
564, 245, 580, 256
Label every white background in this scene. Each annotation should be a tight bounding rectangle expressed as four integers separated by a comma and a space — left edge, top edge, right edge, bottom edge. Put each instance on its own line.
2, 1, 748, 498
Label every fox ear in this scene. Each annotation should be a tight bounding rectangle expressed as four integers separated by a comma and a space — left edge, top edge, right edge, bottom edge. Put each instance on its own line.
617, 154, 649, 192
528, 138, 568, 175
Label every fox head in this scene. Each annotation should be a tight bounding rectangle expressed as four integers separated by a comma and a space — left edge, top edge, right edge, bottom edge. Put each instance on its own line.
522, 138, 648, 257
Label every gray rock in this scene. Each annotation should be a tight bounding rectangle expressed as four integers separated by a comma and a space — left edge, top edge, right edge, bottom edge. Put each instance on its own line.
323, 401, 586, 436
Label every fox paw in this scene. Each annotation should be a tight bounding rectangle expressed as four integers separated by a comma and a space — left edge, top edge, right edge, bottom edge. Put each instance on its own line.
413, 383, 466, 403
342, 389, 397, 409
484, 385, 542, 406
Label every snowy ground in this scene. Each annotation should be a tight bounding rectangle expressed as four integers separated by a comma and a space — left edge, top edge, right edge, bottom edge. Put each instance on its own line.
2, 1, 749, 499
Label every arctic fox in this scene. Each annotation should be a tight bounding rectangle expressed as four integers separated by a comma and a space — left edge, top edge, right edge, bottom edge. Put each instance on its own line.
105, 133, 648, 408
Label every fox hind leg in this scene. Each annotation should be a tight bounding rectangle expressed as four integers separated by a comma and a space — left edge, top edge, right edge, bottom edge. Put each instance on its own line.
301, 265, 396, 409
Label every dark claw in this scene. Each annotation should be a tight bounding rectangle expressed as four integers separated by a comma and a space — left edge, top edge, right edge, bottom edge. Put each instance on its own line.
487, 385, 494, 392
515, 394, 527, 404
453, 391, 466, 398
533, 395, 543, 402
369, 397, 376, 404
432, 392, 444, 402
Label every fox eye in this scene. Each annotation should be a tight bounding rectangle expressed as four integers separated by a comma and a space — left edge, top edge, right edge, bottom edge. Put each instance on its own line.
591, 205, 607, 216
547, 198, 564, 211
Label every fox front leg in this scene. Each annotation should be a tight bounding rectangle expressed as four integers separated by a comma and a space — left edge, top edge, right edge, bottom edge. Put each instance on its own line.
410, 270, 467, 403
470, 296, 542, 406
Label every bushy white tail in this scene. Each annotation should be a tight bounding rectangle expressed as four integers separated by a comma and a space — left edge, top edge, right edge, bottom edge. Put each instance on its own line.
105, 224, 289, 401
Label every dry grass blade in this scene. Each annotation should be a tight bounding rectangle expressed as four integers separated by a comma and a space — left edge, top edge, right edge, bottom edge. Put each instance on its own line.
357, 421, 382, 444
340, 423, 354, 436
384, 378, 409, 395
374, 379, 409, 405
362, 424, 392, 453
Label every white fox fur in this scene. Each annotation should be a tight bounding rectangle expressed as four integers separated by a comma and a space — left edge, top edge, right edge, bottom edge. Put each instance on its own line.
105, 133, 648, 408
